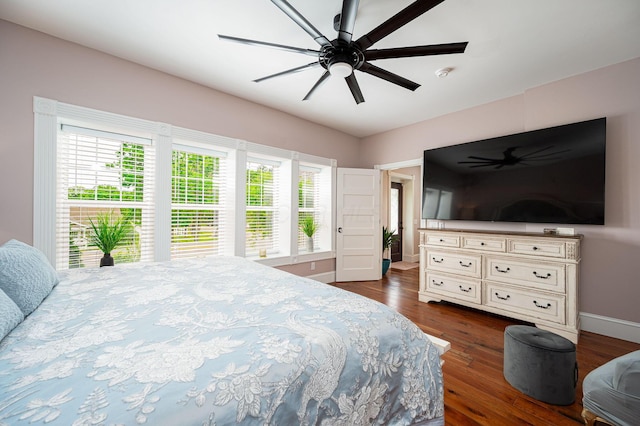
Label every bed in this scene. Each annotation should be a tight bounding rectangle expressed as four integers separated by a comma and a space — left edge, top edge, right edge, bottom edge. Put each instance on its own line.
0, 240, 448, 425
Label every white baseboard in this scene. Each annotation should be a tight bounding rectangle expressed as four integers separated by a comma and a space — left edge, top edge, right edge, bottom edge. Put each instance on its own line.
580, 312, 640, 344
403, 253, 420, 263
307, 271, 336, 284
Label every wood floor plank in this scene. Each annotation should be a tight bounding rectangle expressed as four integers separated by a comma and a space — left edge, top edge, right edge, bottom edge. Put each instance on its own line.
331, 267, 640, 425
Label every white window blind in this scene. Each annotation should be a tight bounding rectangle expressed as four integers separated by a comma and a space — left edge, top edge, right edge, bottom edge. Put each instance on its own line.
36, 98, 337, 267
298, 166, 321, 251
171, 145, 227, 259
246, 158, 280, 256
56, 125, 155, 269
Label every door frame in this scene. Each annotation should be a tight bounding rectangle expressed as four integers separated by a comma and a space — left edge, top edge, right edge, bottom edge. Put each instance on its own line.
377, 158, 423, 263
390, 181, 403, 262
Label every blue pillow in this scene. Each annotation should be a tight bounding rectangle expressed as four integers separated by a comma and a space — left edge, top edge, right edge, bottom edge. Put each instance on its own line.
0, 239, 59, 316
0, 288, 24, 340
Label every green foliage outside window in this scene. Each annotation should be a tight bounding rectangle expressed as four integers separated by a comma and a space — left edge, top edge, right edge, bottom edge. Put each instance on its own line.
172, 151, 220, 205
246, 164, 275, 250
66, 142, 145, 266
171, 151, 222, 253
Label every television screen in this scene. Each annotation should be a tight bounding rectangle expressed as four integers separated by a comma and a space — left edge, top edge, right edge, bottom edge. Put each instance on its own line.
422, 117, 606, 225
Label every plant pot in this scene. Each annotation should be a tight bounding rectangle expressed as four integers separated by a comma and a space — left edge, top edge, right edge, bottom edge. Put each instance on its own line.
382, 258, 391, 275
100, 253, 114, 267
306, 237, 314, 252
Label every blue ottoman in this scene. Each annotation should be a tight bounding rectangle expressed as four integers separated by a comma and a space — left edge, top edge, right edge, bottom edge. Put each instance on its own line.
503, 325, 577, 405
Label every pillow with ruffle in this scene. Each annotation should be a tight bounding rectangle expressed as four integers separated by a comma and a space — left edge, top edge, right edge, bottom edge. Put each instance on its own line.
0, 288, 24, 340
0, 239, 59, 316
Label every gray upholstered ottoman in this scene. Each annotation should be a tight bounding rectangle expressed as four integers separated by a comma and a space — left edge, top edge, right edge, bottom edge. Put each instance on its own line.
503, 325, 577, 405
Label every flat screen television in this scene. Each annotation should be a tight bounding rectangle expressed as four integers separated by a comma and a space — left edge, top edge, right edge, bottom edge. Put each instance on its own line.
422, 117, 606, 225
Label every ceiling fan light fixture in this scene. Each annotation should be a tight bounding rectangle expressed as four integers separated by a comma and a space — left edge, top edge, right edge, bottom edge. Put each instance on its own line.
329, 62, 353, 78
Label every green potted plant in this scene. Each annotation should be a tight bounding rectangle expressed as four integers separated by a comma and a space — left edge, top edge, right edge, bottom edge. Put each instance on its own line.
300, 215, 318, 252
88, 212, 130, 267
382, 226, 397, 275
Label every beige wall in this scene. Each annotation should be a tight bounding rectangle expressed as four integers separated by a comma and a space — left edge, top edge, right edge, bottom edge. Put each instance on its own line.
360, 58, 640, 325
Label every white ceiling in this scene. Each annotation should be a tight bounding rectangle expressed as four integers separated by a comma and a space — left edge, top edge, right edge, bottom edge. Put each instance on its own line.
2, 0, 640, 137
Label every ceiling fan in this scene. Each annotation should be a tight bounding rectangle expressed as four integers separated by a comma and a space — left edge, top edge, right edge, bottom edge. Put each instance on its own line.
458, 146, 572, 169
218, 0, 468, 104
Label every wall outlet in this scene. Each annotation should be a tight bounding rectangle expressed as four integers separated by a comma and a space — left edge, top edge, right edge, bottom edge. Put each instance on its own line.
310, 262, 316, 271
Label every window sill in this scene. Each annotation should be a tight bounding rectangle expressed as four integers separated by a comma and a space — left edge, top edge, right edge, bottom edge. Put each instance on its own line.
250, 250, 333, 267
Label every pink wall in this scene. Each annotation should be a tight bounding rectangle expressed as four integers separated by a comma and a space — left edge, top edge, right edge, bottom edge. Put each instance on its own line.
360, 58, 640, 324
2, 19, 639, 326
0, 20, 360, 246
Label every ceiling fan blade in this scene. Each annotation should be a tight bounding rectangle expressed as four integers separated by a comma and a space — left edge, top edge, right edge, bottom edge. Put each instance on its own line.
345, 74, 365, 104
356, 0, 446, 50
303, 71, 330, 100
218, 35, 320, 57
271, 0, 331, 46
254, 62, 320, 83
337, 0, 360, 44
365, 42, 468, 60
359, 62, 420, 91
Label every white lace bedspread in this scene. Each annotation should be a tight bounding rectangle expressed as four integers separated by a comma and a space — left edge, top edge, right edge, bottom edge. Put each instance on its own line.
0, 256, 444, 425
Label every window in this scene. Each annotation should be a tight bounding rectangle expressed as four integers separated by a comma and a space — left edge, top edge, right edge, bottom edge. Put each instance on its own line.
56, 125, 154, 269
34, 97, 335, 269
298, 166, 320, 251
245, 158, 279, 256
171, 145, 227, 259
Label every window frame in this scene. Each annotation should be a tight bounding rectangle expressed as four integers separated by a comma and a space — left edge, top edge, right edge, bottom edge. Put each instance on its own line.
33, 96, 336, 269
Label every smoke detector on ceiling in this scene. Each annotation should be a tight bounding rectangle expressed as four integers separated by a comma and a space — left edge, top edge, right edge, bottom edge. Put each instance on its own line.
435, 67, 453, 78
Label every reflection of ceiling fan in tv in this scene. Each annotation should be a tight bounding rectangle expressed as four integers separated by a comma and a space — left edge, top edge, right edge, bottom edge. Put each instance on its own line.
218, 0, 468, 104
458, 146, 571, 169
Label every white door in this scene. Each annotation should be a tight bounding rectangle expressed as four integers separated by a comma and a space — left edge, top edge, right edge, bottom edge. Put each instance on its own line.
335, 168, 381, 281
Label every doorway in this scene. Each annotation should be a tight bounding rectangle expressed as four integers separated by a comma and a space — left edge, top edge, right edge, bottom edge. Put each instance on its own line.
379, 159, 422, 265
390, 182, 403, 262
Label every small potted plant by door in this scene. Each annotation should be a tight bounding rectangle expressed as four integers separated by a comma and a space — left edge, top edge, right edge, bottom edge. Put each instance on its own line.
300, 215, 318, 252
382, 226, 397, 275
88, 212, 130, 267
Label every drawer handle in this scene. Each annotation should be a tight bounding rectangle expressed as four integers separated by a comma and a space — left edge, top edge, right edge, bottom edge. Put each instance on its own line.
533, 300, 552, 309
459, 261, 473, 268
432, 257, 444, 264
439, 238, 444, 242
495, 292, 510, 301
533, 271, 552, 279
532, 246, 539, 251
459, 285, 472, 293
495, 266, 511, 274
480, 242, 486, 246
432, 280, 444, 287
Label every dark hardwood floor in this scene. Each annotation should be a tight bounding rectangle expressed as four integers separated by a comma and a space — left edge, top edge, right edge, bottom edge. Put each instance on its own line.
331, 267, 640, 426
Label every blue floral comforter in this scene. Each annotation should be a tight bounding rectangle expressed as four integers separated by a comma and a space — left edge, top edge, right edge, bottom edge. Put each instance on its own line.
0, 256, 444, 425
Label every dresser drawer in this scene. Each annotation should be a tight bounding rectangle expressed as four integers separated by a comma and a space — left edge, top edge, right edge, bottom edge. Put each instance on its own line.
485, 257, 566, 292
485, 283, 565, 324
424, 233, 460, 248
426, 272, 481, 304
462, 236, 506, 252
508, 238, 566, 258
426, 250, 482, 278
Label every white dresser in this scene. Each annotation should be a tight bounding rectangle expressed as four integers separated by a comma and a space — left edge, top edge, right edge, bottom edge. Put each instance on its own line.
419, 229, 582, 343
